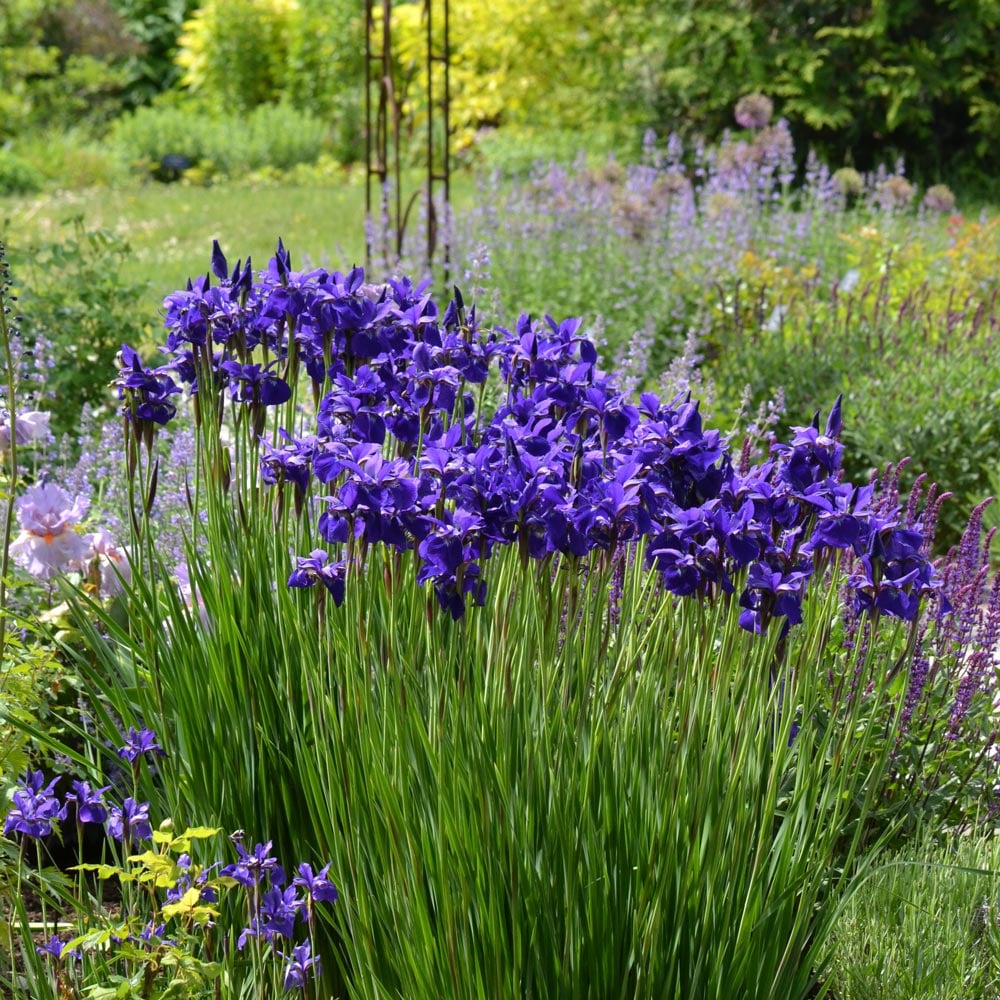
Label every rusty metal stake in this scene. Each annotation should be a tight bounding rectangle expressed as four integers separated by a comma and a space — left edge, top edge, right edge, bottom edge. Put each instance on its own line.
365, 0, 451, 285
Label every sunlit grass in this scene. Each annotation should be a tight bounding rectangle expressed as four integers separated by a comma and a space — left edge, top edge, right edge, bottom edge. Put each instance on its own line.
1, 178, 369, 312
0, 170, 483, 319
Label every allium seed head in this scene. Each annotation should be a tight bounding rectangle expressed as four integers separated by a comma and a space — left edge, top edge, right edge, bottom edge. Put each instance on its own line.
734, 93, 774, 129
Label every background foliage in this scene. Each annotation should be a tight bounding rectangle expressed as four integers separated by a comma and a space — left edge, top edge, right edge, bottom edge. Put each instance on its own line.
389, 0, 1000, 186
1, 0, 999, 187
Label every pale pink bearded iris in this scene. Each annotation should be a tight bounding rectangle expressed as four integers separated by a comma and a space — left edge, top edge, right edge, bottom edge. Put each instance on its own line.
8, 483, 89, 580
0, 411, 51, 455
79, 527, 131, 597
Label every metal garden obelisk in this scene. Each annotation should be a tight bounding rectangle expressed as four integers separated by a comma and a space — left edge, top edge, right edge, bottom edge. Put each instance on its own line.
365, 0, 451, 283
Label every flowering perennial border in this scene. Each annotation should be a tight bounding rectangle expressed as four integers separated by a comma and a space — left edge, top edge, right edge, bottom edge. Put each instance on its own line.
116, 241, 941, 632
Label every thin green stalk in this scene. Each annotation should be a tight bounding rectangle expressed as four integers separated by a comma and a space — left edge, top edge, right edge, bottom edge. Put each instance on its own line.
0, 256, 21, 667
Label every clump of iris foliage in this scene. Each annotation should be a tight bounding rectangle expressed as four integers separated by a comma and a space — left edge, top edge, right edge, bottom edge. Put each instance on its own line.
2, 239, 1000, 999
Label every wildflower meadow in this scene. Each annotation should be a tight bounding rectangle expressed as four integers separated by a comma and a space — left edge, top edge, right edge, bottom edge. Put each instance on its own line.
3, 105, 1000, 1000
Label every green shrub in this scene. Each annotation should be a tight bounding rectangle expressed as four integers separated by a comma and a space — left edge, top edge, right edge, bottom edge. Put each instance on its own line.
11, 219, 150, 437
473, 123, 636, 176
0, 0, 135, 140
844, 334, 1000, 548
110, 100, 329, 178
175, 0, 296, 111
108, 0, 196, 107
12, 129, 127, 189
282, 0, 363, 161
170, 0, 362, 160
0, 149, 43, 195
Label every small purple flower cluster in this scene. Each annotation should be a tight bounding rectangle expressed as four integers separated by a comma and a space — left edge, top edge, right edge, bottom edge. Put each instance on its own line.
4, 728, 334, 992
132, 243, 942, 631
3, 728, 163, 846
221, 835, 334, 987
3, 771, 65, 839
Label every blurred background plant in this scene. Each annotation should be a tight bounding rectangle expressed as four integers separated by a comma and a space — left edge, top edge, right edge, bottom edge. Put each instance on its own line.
12, 218, 150, 439
0, 0, 998, 193
109, 100, 332, 181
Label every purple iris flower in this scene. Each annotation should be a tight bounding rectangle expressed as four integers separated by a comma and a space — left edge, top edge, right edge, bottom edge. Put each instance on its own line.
281, 939, 322, 990
237, 917, 265, 951
221, 359, 292, 407
155, 245, 948, 642
162, 276, 213, 350
847, 522, 940, 622
738, 558, 814, 633
139, 921, 167, 942
117, 726, 166, 764
66, 780, 111, 825
293, 862, 339, 905
116, 345, 182, 427
166, 854, 219, 905
221, 837, 283, 888
106, 797, 153, 843
35, 934, 81, 962
35, 935, 65, 960
7, 482, 90, 580
260, 884, 302, 939
260, 431, 313, 495
773, 399, 845, 492
288, 550, 347, 606
4, 771, 65, 839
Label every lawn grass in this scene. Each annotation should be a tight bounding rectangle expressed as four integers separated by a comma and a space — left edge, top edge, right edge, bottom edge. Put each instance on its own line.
0, 177, 371, 314
0, 169, 485, 321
